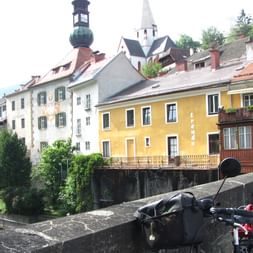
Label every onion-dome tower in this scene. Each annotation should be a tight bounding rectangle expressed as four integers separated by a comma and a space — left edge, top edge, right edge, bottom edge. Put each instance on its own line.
69, 0, 94, 48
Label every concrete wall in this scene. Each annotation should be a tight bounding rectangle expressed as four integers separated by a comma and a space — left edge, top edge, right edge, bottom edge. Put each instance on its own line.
1, 173, 253, 253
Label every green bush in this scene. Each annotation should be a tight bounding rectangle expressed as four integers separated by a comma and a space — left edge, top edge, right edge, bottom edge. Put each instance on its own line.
2, 187, 44, 216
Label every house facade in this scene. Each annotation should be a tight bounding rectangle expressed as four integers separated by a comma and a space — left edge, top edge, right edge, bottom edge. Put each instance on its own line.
98, 38, 253, 169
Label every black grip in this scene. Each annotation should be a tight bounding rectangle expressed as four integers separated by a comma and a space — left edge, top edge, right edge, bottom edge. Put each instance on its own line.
211, 207, 253, 217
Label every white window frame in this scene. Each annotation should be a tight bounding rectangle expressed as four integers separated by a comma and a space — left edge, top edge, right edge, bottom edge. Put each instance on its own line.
85, 141, 90, 151
223, 127, 238, 150
242, 93, 253, 107
141, 105, 152, 126
165, 102, 178, 124
125, 108, 135, 128
206, 92, 220, 116
76, 119, 81, 136
144, 136, 151, 147
239, 126, 252, 149
102, 112, 110, 130
102, 140, 111, 157
166, 134, 179, 158
207, 132, 219, 155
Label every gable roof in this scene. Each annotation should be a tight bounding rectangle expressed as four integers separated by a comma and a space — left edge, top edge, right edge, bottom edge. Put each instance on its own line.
99, 59, 245, 106
148, 36, 177, 57
122, 38, 146, 57
232, 62, 253, 82
34, 47, 94, 86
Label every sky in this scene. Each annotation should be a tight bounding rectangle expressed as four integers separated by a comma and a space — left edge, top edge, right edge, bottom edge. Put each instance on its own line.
0, 0, 253, 90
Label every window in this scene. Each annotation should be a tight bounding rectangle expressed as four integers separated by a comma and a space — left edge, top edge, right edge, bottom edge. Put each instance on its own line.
37, 92, 47, 106
142, 106, 151, 126
102, 112, 110, 130
0, 107, 2, 117
3, 105, 6, 112
208, 134, 219, 154
21, 98, 25, 109
77, 96, 81, 105
55, 87, 66, 102
85, 94, 91, 110
195, 62, 205, 69
239, 126, 252, 149
12, 120, 15, 130
126, 109, 134, 127
166, 103, 177, 123
85, 141, 90, 151
20, 138, 25, 144
224, 126, 252, 150
168, 136, 178, 158
55, 112, 66, 127
207, 93, 219, 115
243, 94, 253, 107
81, 13, 88, 23
76, 119, 81, 135
38, 116, 47, 129
12, 101, 15, 111
86, 116, 90, 126
21, 118, 25, 128
76, 142, 80, 151
102, 141, 110, 157
224, 127, 238, 150
40, 142, 48, 152
145, 137, 151, 147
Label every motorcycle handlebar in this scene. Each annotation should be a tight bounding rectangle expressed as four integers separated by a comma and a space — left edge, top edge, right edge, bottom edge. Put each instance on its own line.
210, 207, 253, 218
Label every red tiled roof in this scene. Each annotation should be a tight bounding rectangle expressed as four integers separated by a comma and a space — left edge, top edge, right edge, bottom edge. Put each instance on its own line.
233, 62, 253, 82
34, 47, 94, 86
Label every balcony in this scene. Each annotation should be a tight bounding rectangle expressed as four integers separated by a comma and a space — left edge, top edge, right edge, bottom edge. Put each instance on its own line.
102, 155, 220, 170
219, 107, 253, 124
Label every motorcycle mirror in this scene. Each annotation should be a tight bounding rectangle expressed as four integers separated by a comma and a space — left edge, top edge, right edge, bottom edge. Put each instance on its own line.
219, 157, 241, 178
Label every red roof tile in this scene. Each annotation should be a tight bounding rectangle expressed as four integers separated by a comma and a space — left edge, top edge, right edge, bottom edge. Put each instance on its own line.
233, 62, 253, 82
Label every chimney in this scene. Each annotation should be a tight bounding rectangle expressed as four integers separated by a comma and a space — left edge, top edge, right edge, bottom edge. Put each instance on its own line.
176, 60, 188, 72
246, 39, 253, 61
210, 49, 220, 70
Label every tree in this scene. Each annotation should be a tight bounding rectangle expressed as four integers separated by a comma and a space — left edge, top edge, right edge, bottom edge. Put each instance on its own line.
176, 34, 200, 51
227, 9, 253, 42
37, 139, 74, 206
0, 130, 31, 188
59, 153, 105, 214
141, 62, 162, 78
201, 26, 225, 50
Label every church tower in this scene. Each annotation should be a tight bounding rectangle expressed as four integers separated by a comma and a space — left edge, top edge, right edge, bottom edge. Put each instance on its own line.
69, 0, 94, 48
137, 0, 157, 56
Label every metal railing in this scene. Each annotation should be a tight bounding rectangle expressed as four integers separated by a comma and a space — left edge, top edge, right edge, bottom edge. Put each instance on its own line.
104, 154, 220, 169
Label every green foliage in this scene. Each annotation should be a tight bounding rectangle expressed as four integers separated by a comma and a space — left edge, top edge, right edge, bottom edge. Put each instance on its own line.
176, 34, 200, 51
227, 9, 253, 42
201, 26, 225, 50
37, 139, 74, 206
0, 130, 31, 188
2, 187, 44, 215
141, 62, 162, 78
225, 108, 237, 113
246, 105, 253, 111
59, 153, 105, 214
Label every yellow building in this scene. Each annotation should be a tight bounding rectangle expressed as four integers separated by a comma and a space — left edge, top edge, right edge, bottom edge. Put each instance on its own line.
98, 38, 253, 166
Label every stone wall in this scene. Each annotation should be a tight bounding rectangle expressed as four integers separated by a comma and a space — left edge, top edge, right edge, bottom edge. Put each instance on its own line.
1, 173, 253, 252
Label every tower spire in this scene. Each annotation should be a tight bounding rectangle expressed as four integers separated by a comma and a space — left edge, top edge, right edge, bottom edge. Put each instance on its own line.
69, 0, 94, 48
137, 0, 157, 56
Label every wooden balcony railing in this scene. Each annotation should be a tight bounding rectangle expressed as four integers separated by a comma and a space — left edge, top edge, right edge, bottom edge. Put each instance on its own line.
219, 108, 253, 124
103, 155, 220, 169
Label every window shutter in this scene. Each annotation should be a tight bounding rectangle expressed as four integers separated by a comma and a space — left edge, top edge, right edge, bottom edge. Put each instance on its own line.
62, 87, 66, 100
37, 94, 40, 106
55, 114, 59, 127
63, 113, 66, 126
55, 89, 58, 102
38, 118, 41, 129
44, 92, 47, 104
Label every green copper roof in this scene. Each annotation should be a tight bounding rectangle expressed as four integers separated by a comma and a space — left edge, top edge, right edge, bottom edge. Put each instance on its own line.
69, 26, 94, 48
